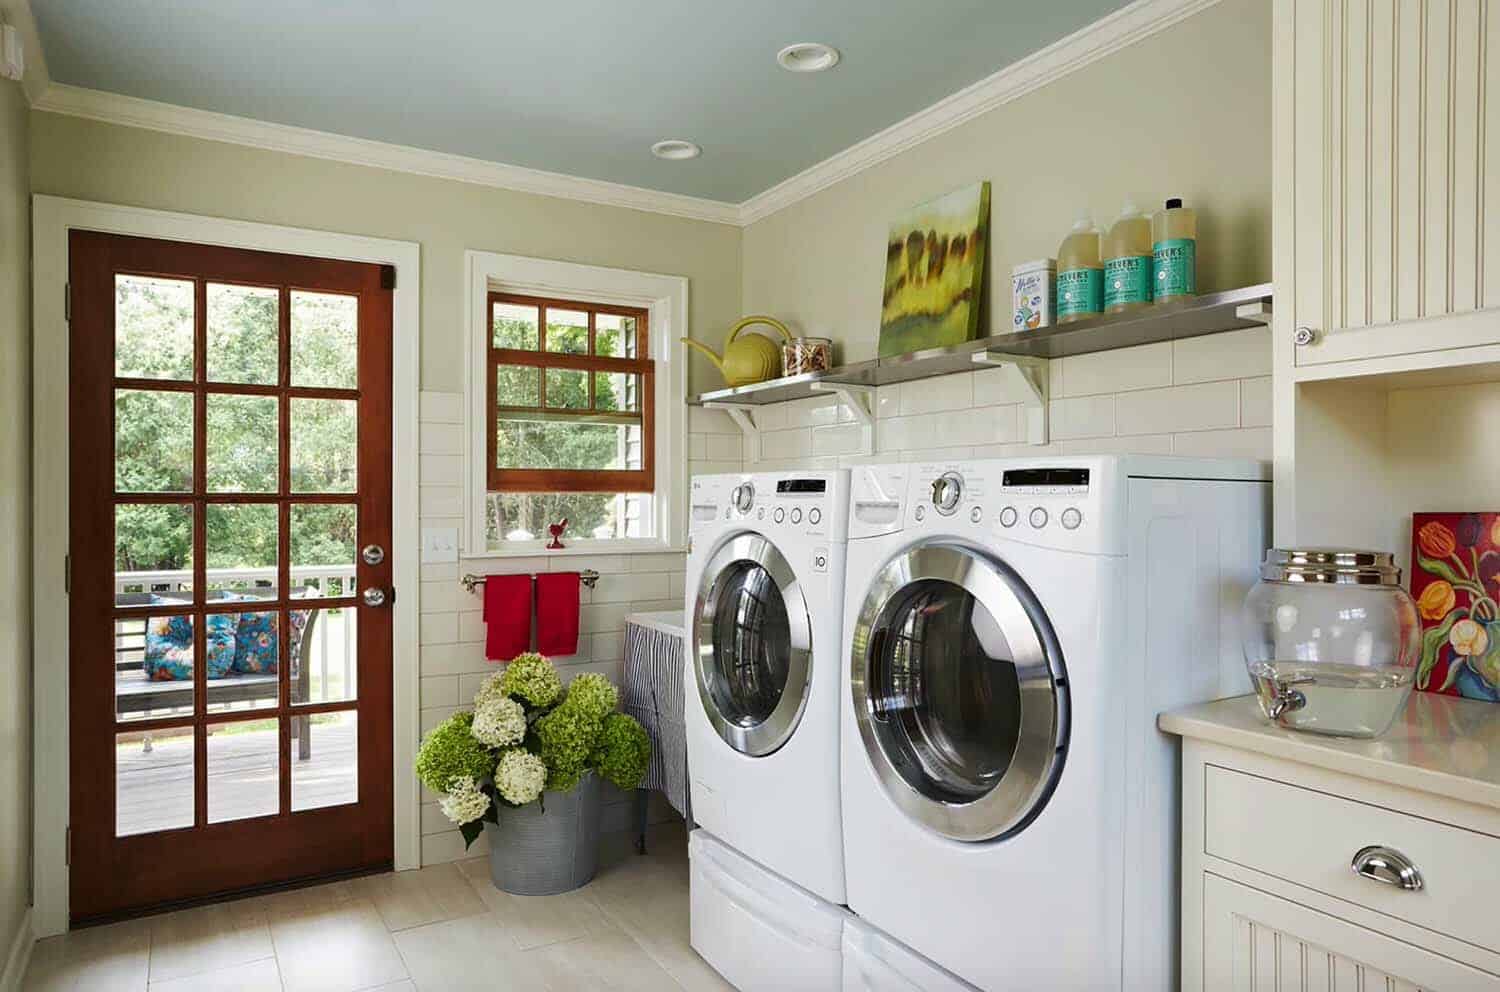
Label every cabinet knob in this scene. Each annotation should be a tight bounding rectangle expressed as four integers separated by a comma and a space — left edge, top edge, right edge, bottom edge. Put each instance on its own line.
1293, 326, 1319, 347
1351, 845, 1423, 891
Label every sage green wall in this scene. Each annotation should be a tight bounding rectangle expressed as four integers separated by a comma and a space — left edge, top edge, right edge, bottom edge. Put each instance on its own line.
741, 0, 1271, 359
28, 113, 744, 393
0, 75, 32, 967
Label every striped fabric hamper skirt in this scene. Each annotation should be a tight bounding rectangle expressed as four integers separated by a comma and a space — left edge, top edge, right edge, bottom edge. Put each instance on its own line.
622, 616, 691, 823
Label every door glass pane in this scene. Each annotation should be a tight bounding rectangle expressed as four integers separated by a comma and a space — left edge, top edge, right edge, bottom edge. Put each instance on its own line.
206, 393, 279, 493
208, 611, 280, 714
206, 504, 278, 600
544, 368, 588, 409
290, 504, 357, 597
115, 503, 194, 607
593, 372, 639, 412
207, 718, 280, 823
115, 389, 193, 493
290, 398, 357, 493
544, 308, 588, 354
868, 579, 1022, 803
492, 302, 539, 350
294, 608, 356, 704
206, 283, 279, 385
291, 291, 358, 390
495, 364, 538, 406
115, 275, 194, 381
117, 726, 194, 837
593, 313, 623, 357
706, 561, 791, 727
291, 710, 358, 811
115, 613, 196, 721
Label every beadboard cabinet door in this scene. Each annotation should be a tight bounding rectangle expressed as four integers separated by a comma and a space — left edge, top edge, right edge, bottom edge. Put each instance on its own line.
1201, 874, 1499, 991
1277, 0, 1500, 370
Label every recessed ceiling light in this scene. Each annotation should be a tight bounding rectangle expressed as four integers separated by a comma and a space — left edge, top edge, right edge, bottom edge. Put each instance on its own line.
651, 139, 702, 161
777, 42, 840, 73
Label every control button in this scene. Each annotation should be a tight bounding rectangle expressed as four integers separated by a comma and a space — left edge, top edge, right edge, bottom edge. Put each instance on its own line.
812, 548, 829, 572
969, 506, 983, 524
998, 506, 1018, 528
930, 471, 963, 515
1061, 507, 1083, 530
790, 507, 803, 524
773, 507, 786, 523
914, 505, 927, 522
757, 507, 765, 520
723, 508, 731, 520
1029, 507, 1048, 529
809, 507, 822, 525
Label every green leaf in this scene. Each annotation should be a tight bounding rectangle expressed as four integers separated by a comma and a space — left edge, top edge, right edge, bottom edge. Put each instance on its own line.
1417, 608, 1464, 689
1439, 658, 1467, 693
1417, 553, 1468, 585
459, 819, 485, 849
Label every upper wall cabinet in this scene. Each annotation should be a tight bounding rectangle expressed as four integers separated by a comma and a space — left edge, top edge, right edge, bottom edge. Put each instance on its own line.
1279, 0, 1500, 377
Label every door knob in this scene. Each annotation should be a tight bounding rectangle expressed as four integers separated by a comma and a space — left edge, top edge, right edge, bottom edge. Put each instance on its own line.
362, 544, 386, 565
362, 587, 389, 608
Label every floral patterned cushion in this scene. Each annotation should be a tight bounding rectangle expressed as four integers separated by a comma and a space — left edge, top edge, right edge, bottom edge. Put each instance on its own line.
231, 609, 312, 675
142, 609, 238, 681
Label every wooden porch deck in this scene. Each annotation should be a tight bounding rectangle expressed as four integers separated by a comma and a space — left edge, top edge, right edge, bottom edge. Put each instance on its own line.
116, 715, 357, 836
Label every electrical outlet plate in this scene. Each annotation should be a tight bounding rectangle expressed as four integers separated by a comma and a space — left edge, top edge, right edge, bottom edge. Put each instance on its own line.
421, 526, 459, 563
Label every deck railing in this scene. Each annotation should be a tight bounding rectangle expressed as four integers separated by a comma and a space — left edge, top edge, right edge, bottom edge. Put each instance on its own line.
113, 565, 358, 698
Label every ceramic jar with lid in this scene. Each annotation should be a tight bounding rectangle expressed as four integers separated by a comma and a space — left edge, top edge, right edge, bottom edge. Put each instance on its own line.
1241, 549, 1421, 738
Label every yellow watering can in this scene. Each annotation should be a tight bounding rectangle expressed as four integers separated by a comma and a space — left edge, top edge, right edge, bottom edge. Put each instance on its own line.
682, 316, 792, 388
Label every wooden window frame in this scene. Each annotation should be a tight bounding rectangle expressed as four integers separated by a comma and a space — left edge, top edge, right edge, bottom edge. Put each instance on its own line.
486, 291, 655, 494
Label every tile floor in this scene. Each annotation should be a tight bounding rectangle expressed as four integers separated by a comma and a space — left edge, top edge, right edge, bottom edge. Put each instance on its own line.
24, 823, 733, 991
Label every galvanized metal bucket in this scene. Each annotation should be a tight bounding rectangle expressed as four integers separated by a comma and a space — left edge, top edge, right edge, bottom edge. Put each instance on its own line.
484, 772, 601, 895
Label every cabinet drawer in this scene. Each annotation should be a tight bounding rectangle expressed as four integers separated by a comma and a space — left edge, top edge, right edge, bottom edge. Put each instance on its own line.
1204, 764, 1500, 953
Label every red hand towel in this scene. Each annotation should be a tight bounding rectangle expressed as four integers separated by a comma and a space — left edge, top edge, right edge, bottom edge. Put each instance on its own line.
535, 572, 581, 657
482, 573, 532, 662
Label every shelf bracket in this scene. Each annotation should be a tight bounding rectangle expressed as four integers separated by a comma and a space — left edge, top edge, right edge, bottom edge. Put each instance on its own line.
702, 401, 762, 463
809, 382, 875, 457
971, 352, 1049, 445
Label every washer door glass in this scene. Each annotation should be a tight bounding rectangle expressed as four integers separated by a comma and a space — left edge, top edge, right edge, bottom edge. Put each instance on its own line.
852, 543, 1068, 841
694, 534, 812, 756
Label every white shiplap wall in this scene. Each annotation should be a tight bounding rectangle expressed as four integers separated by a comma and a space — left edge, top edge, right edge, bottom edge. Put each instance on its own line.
415, 390, 736, 864
735, 327, 1273, 470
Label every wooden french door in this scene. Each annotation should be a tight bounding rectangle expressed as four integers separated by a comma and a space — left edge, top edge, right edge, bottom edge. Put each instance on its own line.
68, 231, 394, 922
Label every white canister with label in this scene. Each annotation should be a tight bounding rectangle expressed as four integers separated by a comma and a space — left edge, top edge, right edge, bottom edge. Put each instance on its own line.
1011, 259, 1056, 333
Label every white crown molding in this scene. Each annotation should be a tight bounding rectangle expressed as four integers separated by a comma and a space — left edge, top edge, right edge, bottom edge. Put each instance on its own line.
3, 0, 51, 105
26, 0, 1219, 228
31, 82, 743, 226
736, 0, 1226, 225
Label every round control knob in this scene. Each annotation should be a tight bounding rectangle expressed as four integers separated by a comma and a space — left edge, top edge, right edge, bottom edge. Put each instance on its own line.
1029, 507, 1048, 529
1061, 507, 1083, 530
773, 507, 785, 523
731, 483, 755, 513
790, 507, 803, 524
809, 507, 822, 525
969, 506, 983, 524
999, 506, 1019, 528
930, 471, 963, 515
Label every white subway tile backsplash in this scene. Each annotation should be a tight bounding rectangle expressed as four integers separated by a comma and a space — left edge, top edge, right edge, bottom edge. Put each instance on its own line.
1171, 427, 1273, 460
689, 407, 742, 434
418, 454, 462, 486
687, 434, 708, 460
419, 421, 464, 455
1058, 434, 1174, 455
419, 486, 463, 518
631, 552, 686, 572
1114, 381, 1240, 435
811, 423, 866, 456
419, 580, 469, 615
1048, 395, 1115, 440
591, 571, 670, 604
458, 610, 484, 644
419, 612, 459, 646
875, 386, 899, 420
899, 374, 973, 415
706, 434, 743, 461
419, 676, 459, 709
1059, 342, 1171, 397
420, 641, 490, 676
419, 391, 464, 424
783, 396, 843, 428
899, 445, 975, 463
761, 427, 813, 460
1172, 327, 1272, 383
1239, 376, 1272, 427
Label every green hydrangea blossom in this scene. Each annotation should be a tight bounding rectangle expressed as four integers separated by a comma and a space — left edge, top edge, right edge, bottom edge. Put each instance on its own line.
564, 672, 618, 723
533, 704, 597, 792
591, 713, 652, 791
499, 652, 563, 708
415, 711, 494, 793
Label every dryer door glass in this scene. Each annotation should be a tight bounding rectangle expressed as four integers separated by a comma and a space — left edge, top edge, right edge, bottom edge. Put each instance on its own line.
693, 534, 813, 757
852, 543, 1067, 842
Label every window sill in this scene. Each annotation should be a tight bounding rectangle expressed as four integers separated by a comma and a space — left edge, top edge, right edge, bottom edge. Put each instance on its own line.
461, 539, 686, 560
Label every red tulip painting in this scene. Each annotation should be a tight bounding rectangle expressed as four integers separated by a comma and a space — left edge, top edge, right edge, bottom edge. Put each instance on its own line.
1410, 512, 1500, 702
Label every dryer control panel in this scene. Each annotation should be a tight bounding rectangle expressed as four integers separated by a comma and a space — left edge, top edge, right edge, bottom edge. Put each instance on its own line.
689, 471, 849, 545
900, 460, 1119, 554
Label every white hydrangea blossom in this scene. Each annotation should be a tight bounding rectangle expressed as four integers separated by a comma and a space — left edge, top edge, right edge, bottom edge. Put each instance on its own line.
494, 749, 547, 806
472, 671, 507, 711
472, 696, 527, 748
438, 776, 491, 825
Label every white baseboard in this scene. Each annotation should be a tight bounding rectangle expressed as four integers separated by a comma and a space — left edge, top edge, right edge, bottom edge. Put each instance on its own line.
0, 907, 34, 992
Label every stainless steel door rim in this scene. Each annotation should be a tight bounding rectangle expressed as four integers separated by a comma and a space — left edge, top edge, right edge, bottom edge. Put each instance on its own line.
693, 533, 813, 756
850, 541, 1068, 842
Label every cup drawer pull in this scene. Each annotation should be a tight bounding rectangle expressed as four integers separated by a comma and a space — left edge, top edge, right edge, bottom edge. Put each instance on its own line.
1351, 845, 1424, 891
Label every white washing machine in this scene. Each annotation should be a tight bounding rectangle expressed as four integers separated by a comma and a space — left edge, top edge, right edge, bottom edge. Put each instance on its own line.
685, 470, 850, 907
840, 456, 1269, 991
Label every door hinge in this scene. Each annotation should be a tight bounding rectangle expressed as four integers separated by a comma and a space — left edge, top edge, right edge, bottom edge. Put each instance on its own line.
64, 282, 71, 322
380, 265, 396, 290
64, 554, 70, 594
65, 826, 71, 866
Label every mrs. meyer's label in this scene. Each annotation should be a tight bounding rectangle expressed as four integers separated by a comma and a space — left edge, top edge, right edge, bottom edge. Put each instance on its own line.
1153, 238, 1196, 298
1056, 267, 1102, 319
1104, 254, 1152, 308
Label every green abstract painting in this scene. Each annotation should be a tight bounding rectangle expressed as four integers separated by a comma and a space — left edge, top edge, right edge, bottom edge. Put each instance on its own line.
879, 181, 990, 358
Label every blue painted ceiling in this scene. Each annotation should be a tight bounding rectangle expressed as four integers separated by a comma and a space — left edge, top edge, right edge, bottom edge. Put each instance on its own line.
32, 0, 1133, 202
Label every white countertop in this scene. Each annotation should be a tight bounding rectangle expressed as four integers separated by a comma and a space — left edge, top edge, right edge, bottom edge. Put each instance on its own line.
624, 610, 685, 637
1159, 693, 1500, 812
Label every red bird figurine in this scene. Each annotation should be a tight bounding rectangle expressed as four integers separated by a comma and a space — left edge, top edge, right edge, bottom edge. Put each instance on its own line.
546, 518, 568, 550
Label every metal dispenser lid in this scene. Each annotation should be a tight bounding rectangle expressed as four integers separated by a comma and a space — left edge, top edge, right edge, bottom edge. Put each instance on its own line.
1260, 548, 1403, 586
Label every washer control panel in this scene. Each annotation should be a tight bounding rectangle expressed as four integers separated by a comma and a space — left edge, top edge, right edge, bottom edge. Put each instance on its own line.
690, 473, 843, 540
